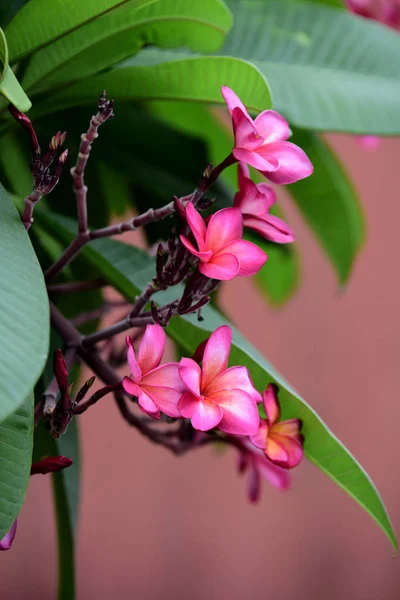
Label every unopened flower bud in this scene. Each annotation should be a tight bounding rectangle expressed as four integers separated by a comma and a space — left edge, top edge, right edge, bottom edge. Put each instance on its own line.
30, 456, 73, 475
53, 349, 68, 396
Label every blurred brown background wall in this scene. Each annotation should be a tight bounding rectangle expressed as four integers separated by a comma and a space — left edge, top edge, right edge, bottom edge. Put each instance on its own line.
1, 135, 400, 599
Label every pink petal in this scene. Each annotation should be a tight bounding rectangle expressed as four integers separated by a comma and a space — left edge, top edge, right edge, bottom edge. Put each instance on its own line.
178, 357, 202, 397
255, 453, 291, 490
257, 141, 313, 184
233, 147, 279, 172
126, 336, 142, 382
212, 389, 260, 435
272, 419, 303, 443
138, 324, 165, 374
178, 392, 223, 431
232, 107, 264, 151
185, 202, 207, 250
180, 235, 212, 262
248, 463, 261, 503
249, 420, 268, 450
0, 519, 17, 551
207, 365, 262, 404
237, 161, 251, 190
141, 363, 185, 391
263, 384, 280, 424
201, 325, 232, 391
235, 179, 277, 218
265, 436, 289, 464
122, 376, 141, 398
141, 385, 182, 418
205, 207, 243, 252
221, 86, 251, 119
266, 434, 304, 469
254, 110, 291, 143
137, 388, 160, 419
217, 240, 267, 277
243, 215, 295, 244
199, 253, 240, 280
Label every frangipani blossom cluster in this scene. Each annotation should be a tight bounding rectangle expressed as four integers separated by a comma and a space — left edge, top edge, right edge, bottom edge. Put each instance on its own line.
122, 323, 304, 502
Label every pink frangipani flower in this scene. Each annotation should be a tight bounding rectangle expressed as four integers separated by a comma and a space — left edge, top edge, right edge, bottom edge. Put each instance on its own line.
237, 442, 290, 503
221, 86, 313, 185
250, 384, 304, 469
234, 162, 295, 244
123, 324, 185, 419
178, 325, 261, 434
180, 202, 267, 280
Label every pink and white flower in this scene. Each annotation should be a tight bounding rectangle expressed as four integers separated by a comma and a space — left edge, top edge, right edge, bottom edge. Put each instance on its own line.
221, 86, 313, 185
178, 325, 261, 434
180, 202, 267, 281
250, 384, 304, 469
123, 324, 185, 419
234, 162, 295, 244
0, 519, 17, 551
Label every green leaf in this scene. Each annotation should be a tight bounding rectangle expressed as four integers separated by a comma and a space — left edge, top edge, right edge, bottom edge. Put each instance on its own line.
30, 56, 272, 118
0, 28, 31, 111
0, 183, 49, 422
288, 128, 365, 283
149, 101, 299, 304
0, 394, 33, 538
23, 0, 233, 94
36, 211, 397, 550
219, 0, 400, 133
6, 0, 154, 63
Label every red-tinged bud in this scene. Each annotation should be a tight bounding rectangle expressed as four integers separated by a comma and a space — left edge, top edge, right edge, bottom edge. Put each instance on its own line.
8, 103, 41, 155
98, 90, 114, 120
75, 375, 96, 404
203, 163, 213, 179
50, 131, 67, 150
30, 456, 73, 475
150, 301, 161, 324
173, 195, 186, 220
58, 149, 68, 164
53, 349, 68, 396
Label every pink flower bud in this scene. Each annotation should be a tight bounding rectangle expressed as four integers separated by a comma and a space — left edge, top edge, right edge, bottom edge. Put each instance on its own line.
30, 456, 73, 475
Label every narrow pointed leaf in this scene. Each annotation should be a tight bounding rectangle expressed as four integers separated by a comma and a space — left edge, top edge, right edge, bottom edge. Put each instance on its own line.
0, 183, 49, 422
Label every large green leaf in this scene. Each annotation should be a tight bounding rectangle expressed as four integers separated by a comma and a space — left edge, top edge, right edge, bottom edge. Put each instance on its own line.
220, 0, 400, 133
30, 56, 272, 118
288, 128, 365, 283
23, 0, 232, 94
125, 0, 400, 134
6, 0, 154, 62
0, 394, 33, 538
149, 101, 300, 304
36, 211, 397, 550
0, 184, 49, 422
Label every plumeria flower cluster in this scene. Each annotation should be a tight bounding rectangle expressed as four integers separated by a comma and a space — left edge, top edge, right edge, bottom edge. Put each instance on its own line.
122, 323, 304, 502
6, 87, 312, 553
